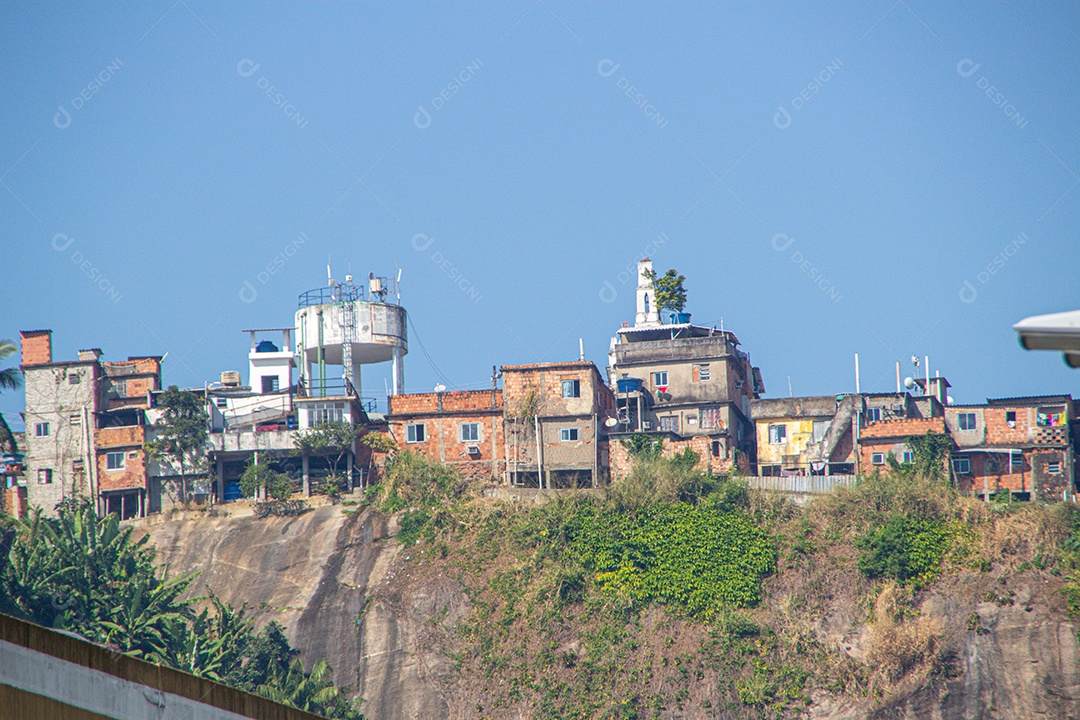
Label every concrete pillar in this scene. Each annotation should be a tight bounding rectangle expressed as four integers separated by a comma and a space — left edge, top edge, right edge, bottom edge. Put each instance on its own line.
216, 458, 225, 503
302, 456, 310, 497
392, 346, 405, 395
346, 451, 354, 492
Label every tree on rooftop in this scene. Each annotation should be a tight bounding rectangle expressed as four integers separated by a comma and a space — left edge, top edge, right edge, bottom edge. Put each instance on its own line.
643, 268, 688, 316
0, 339, 22, 455
145, 386, 209, 505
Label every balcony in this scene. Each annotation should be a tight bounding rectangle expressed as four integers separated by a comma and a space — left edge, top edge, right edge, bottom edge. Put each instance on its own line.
208, 429, 296, 454
1033, 426, 1068, 446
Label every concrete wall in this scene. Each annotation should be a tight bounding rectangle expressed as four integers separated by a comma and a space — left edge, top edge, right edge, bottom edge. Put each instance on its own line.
23, 363, 99, 515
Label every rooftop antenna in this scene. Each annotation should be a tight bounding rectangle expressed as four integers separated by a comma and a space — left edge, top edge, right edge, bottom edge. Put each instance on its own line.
787, 376, 793, 398
854, 352, 861, 394
396, 267, 403, 303
579, 338, 584, 361
327, 262, 335, 286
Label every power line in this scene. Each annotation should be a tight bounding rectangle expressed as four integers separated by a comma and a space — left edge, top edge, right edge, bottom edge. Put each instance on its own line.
406, 315, 458, 390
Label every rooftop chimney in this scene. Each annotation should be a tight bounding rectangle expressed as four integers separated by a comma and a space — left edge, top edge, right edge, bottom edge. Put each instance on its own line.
19, 330, 52, 367
78, 348, 103, 362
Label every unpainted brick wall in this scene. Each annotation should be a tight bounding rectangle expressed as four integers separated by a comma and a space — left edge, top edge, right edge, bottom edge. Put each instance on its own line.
19, 331, 52, 366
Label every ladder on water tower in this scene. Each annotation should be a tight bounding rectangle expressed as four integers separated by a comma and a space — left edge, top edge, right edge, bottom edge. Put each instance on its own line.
339, 285, 357, 396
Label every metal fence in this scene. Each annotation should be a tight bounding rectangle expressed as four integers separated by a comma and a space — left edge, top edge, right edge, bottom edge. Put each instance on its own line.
743, 474, 859, 495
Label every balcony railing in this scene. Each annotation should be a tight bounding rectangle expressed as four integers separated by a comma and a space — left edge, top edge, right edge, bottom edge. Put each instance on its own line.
297, 285, 365, 308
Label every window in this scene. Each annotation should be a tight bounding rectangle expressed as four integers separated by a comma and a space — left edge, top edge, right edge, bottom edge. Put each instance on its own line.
106, 451, 125, 470
561, 379, 580, 398
37, 468, 52, 485
406, 423, 425, 443
952, 457, 971, 474
69, 413, 81, 425
768, 424, 786, 444
644, 293, 650, 314
1048, 461, 1062, 475
460, 423, 480, 442
812, 420, 829, 443
871, 453, 885, 466
112, 379, 127, 397
560, 427, 580, 442
659, 416, 679, 433
711, 440, 722, 457
1005, 411, 1017, 426
697, 364, 710, 382
865, 408, 881, 423
215, 397, 228, 408
902, 450, 914, 464
651, 371, 668, 388
958, 412, 977, 431
261, 376, 279, 393
1010, 452, 1023, 471
68, 372, 81, 385
34, 422, 49, 437
308, 402, 344, 426
700, 407, 723, 429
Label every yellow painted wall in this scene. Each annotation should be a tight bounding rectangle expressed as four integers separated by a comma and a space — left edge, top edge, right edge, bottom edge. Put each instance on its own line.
755, 418, 815, 466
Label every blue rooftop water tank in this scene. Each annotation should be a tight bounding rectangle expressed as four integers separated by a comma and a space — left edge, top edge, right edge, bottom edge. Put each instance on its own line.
255, 340, 279, 353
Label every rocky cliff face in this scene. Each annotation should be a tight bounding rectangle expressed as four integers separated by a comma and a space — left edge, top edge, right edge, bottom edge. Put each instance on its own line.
141, 506, 1080, 719
141, 505, 455, 720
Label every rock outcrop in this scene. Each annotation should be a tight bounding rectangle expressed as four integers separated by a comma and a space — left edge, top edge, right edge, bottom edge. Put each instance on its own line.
141, 507, 1080, 719
141, 505, 452, 720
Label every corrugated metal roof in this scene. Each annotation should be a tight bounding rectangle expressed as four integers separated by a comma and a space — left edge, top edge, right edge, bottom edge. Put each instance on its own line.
986, 394, 1072, 405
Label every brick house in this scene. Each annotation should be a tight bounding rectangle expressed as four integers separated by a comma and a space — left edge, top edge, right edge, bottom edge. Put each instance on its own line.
856, 417, 951, 477
21, 330, 160, 518
945, 395, 1076, 502
502, 361, 614, 488
605, 259, 763, 477
386, 388, 504, 481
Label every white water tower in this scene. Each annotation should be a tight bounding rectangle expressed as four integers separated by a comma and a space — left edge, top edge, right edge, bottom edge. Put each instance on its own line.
294, 271, 407, 399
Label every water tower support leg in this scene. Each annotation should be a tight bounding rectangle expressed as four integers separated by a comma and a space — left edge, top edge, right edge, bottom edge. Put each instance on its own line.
392, 347, 405, 395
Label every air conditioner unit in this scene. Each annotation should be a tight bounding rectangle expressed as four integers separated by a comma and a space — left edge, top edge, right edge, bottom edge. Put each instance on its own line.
890, 403, 904, 413
642, 421, 652, 430
466, 445, 480, 456
734, 380, 744, 389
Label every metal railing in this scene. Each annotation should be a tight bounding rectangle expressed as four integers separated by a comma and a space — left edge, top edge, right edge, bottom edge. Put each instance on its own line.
297, 284, 365, 308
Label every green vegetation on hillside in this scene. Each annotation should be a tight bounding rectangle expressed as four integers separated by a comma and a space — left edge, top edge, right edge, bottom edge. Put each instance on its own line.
0, 498, 361, 719
367, 437, 1080, 719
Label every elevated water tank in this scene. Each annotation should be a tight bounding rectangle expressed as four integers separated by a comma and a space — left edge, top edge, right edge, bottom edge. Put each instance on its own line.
295, 277, 407, 396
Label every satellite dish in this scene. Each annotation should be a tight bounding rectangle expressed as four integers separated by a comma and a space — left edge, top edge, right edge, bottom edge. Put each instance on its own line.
946, 395, 955, 405
911, 356, 920, 367
903, 376, 916, 390
434, 384, 446, 392
604, 417, 619, 428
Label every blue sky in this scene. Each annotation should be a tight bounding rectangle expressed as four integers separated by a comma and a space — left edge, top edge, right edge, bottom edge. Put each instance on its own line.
2, 2, 1079, 431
